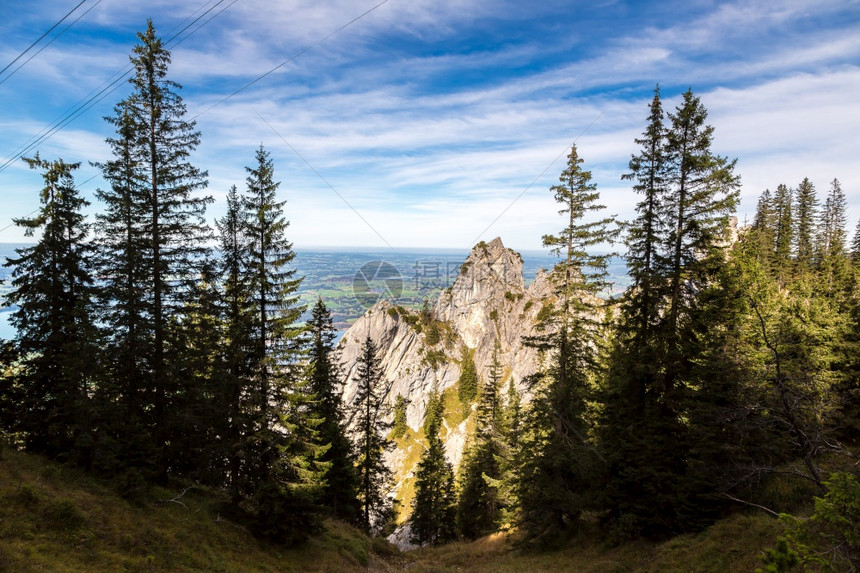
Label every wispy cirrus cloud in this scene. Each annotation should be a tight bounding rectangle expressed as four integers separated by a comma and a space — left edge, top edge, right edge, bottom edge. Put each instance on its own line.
0, 0, 858, 249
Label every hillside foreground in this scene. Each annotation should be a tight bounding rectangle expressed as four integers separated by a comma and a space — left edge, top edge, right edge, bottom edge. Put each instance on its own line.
0, 449, 783, 572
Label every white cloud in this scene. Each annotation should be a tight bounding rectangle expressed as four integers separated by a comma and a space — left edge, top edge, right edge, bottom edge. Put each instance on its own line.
1, 0, 859, 248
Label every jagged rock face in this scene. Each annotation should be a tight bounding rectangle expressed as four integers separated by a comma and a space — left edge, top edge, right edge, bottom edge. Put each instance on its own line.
435, 237, 554, 402
339, 237, 555, 436
339, 301, 461, 431
337, 237, 558, 539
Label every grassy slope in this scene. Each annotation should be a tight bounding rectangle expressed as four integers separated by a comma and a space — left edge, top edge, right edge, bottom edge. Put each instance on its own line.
0, 449, 387, 572
404, 513, 782, 572
0, 449, 782, 572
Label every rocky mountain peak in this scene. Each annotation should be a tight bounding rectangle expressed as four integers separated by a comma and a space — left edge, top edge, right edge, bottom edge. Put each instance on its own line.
435, 237, 526, 349
337, 238, 558, 530
456, 236, 525, 292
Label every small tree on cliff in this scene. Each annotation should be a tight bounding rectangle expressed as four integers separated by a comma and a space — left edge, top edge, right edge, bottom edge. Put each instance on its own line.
457, 342, 506, 539
351, 335, 394, 534
410, 398, 457, 545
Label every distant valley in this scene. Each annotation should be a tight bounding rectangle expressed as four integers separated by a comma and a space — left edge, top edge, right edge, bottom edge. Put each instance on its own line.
0, 243, 630, 339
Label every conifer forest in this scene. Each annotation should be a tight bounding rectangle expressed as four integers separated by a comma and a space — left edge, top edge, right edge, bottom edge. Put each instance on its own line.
1, 20, 859, 572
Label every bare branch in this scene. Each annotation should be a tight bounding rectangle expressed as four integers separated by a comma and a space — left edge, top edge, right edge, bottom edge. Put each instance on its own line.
720, 493, 779, 518
156, 486, 195, 509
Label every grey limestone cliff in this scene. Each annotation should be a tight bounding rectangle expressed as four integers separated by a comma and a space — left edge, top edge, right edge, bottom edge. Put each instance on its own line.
339, 237, 554, 440
337, 238, 559, 527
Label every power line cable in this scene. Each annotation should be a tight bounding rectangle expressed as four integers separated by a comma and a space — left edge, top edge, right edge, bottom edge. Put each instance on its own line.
0, 0, 105, 87
1, 0, 386, 229
471, 110, 604, 245
256, 110, 392, 248
0, 173, 98, 235
0, 0, 235, 175
0, 0, 89, 80
192, 0, 390, 120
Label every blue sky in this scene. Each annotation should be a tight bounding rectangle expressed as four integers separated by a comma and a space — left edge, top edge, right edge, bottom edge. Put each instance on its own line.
0, 0, 858, 250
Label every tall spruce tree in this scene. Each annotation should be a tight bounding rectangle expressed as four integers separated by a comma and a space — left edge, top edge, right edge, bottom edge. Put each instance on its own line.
410, 400, 457, 546
817, 179, 849, 295
92, 101, 152, 473
772, 183, 794, 281
602, 88, 741, 538
491, 377, 523, 529
661, 88, 740, 365
852, 219, 860, 264
95, 20, 212, 476
306, 298, 360, 522
3, 156, 98, 463
751, 188, 776, 269
654, 89, 739, 532
214, 185, 254, 503
520, 144, 615, 543
600, 90, 675, 539
620, 85, 668, 364
603, 90, 670, 498
243, 145, 299, 416
351, 335, 394, 534
238, 145, 323, 543
818, 179, 847, 259
131, 21, 211, 458
457, 342, 505, 539
794, 177, 818, 270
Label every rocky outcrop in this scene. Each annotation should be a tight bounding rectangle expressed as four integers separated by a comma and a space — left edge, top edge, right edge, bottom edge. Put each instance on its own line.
337, 237, 559, 538
339, 237, 554, 434
434, 237, 554, 401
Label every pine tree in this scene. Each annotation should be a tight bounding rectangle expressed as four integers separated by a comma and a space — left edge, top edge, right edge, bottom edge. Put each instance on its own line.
601, 88, 741, 538
457, 342, 505, 539
816, 179, 849, 295
606, 89, 671, 488
457, 346, 478, 409
751, 188, 776, 268
662, 88, 740, 368
306, 298, 360, 522
243, 145, 298, 417
653, 89, 739, 531
423, 385, 445, 437
476, 343, 503, 440
620, 85, 668, 365
351, 336, 394, 534
392, 394, 409, 439
520, 144, 615, 543
91, 100, 153, 474
794, 177, 818, 270
3, 155, 98, 463
817, 179, 847, 258
852, 219, 860, 264
95, 20, 212, 476
491, 377, 522, 529
214, 185, 254, 503
772, 183, 794, 278
131, 21, 211, 457
236, 146, 323, 543
410, 400, 457, 545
